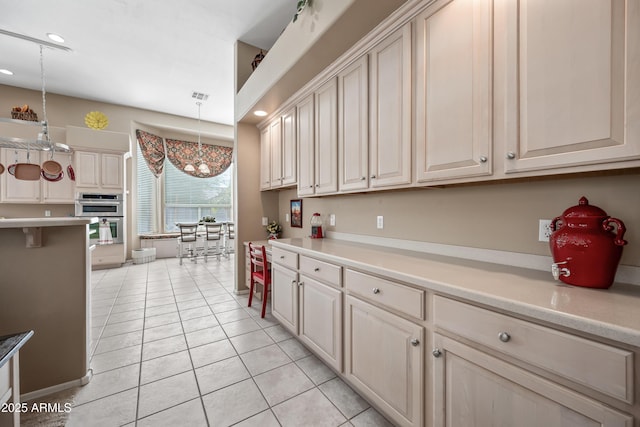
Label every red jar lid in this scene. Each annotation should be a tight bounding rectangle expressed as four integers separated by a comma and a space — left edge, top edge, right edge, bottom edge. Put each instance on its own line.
562, 196, 608, 218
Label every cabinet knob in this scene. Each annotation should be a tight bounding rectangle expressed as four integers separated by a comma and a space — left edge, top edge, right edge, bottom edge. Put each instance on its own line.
411, 339, 420, 347
498, 332, 511, 342
372, 287, 380, 294
291, 280, 297, 286
315, 184, 320, 187
314, 267, 320, 272
298, 281, 304, 287
280, 255, 285, 259
309, 185, 313, 188
479, 156, 487, 163
506, 152, 516, 159
361, 176, 366, 180
432, 348, 442, 358
370, 175, 376, 179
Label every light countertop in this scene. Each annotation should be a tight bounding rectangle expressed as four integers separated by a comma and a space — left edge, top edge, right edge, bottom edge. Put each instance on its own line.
0, 217, 98, 228
271, 238, 640, 347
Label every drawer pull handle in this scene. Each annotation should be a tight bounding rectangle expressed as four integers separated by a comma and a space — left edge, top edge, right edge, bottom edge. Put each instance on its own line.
314, 267, 320, 272
410, 339, 420, 347
498, 332, 511, 342
432, 348, 442, 358
372, 287, 380, 294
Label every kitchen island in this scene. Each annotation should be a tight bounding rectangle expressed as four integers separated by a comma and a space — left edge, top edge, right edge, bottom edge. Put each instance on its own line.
0, 217, 95, 398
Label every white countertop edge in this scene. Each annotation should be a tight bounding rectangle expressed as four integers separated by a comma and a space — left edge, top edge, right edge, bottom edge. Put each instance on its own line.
327, 231, 640, 286
0, 217, 99, 228
271, 237, 640, 348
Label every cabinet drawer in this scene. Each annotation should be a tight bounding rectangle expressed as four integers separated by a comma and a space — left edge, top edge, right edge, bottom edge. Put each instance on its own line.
433, 296, 634, 403
272, 247, 298, 270
346, 269, 425, 320
299, 255, 342, 287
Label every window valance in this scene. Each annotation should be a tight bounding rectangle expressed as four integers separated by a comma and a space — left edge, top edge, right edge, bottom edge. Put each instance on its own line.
136, 129, 165, 177
166, 138, 233, 178
136, 129, 233, 178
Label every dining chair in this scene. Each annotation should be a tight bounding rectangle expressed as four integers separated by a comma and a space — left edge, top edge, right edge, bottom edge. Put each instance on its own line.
203, 222, 224, 262
224, 222, 235, 257
248, 242, 270, 318
177, 223, 199, 265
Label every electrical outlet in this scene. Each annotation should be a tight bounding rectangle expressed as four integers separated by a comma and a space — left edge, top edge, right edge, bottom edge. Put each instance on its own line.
262, 217, 268, 226
44, 210, 51, 217
377, 215, 384, 229
538, 219, 552, 242
329, 214, 335, 226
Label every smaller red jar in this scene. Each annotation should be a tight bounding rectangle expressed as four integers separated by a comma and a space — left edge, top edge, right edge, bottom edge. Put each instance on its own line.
549, 197, 627, 289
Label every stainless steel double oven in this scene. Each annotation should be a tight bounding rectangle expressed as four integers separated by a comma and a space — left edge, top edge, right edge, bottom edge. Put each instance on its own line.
75, 193, 124, 244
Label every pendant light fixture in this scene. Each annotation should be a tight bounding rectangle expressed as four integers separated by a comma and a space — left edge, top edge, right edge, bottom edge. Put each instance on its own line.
184, 101, 209, 175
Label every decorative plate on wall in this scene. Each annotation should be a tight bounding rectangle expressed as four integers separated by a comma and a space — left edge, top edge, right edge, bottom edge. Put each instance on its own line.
84, 111, 109, 130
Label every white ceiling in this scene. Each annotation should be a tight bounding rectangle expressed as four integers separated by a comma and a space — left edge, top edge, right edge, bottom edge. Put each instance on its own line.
0, 0, 294, 125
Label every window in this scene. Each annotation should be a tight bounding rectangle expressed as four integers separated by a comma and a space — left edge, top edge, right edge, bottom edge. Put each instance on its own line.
136, 144, 233, 234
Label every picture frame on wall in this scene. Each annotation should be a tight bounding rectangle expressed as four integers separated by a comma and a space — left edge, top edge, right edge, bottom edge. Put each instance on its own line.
291, 199, 303, 228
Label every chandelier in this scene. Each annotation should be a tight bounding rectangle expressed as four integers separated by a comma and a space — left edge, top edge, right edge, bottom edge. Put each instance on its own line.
184, 102, 210, 175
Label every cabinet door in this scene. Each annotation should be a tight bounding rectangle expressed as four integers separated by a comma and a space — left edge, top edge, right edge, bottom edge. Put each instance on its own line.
259, 125, 271, 190
271, 264, 299, 334
297, 94, 315, 196
314, 78, 338, 195
281, 107, 297, 187
432, 334, 633, 427
41, 151, 75, 203
345, 295, 423, 427
0, 148, 40, 203
270, 118, 282, 188
501, 0, 640, 173
74, 151, 100, 188
100, 153, 123, 190
369, 24, 412, 189
415, 0, 492, 182
338, 56, 369, 192
299, 275, 342, 371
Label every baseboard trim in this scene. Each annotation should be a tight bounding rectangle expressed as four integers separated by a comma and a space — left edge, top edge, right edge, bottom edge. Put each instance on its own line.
326, 231, 640, 286
21, 369, 92, 401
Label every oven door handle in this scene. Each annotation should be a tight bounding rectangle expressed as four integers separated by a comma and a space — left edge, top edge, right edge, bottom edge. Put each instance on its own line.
77, 200, 120, 205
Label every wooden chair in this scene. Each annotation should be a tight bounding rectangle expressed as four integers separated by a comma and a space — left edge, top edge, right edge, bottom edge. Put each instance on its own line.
176, 223, 198, 265
203, 222, 224, 262
248, 242, 270, 318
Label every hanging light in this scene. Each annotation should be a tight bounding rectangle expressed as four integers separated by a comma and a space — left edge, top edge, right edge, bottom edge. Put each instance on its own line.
184, 101, 209, 174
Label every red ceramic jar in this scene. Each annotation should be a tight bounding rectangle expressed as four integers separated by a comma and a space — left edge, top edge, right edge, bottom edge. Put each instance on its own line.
549, 197, 627, 289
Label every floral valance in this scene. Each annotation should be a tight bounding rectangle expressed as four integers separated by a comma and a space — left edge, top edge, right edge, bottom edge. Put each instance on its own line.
136, 129, 165, 177
166, 138, 233, 178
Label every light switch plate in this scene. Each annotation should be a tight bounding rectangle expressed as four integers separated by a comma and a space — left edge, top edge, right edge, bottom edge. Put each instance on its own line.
329, 214, 335, 226
377, 215, 384, 229
286, 213, 290, 222
262, 217, 268, 226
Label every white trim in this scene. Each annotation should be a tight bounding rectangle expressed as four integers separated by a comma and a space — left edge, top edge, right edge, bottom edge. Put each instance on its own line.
20, 370, 92, 402
326, 231, 640, 286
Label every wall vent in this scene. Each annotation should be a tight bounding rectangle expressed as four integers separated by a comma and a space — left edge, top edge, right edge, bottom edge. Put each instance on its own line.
191, 92, 209, 101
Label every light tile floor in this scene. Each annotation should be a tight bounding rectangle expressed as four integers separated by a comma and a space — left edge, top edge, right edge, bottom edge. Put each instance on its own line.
59, 255, 395, 427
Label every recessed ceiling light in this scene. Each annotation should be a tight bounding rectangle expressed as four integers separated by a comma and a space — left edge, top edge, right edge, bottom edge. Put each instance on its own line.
254, 110, 267, 117
0, 69, 13, 75
47, 33, 65, 43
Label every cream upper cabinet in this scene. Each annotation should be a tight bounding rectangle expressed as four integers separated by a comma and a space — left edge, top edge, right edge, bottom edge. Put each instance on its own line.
269, 118, 282, 188
74, 151, 123, 192
297, 94, 315, 196
281, 107, 297, 187
314, 78, 339, 195
338, 56, 369, 192
499, 0, 640, 173
259, 125, 271, 190
369, 24, 412, 189
415, 0, 492, 182
0, 149, 75, 204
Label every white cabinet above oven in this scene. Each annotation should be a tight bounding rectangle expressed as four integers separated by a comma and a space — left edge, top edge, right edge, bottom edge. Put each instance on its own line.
74, 151, 124, 193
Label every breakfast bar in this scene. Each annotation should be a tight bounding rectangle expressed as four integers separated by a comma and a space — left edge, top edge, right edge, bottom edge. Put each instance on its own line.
0, 218, 95, 398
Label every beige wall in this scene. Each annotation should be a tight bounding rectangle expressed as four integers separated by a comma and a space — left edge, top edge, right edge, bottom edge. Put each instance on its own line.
277, 171, 640, 267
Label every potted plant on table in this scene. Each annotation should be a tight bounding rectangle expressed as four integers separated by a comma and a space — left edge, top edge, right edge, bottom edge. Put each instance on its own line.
266, 221, 282, 239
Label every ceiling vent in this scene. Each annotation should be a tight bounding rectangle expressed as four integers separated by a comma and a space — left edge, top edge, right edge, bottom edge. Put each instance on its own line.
191, 92, 209, 101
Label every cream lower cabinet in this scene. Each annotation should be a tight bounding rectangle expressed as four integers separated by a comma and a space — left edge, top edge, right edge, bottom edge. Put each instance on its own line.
271, 247, 299, 333
345, 268, 425, 427
432, 296, 634, 427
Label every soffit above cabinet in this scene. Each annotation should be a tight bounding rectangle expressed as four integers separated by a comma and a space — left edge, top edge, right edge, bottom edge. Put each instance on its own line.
236, 0, 406, 125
